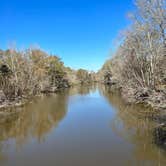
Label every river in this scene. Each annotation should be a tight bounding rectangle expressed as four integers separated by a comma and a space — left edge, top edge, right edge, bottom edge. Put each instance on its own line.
0, 84, 165, 166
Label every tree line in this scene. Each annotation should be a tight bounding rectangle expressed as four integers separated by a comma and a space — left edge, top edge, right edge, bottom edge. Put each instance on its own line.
100, 0, 166, 90
98, 0, 166, 110
0, 48, 94, 103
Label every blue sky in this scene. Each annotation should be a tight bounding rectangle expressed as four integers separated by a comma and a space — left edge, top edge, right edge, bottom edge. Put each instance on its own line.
0, 0, 134, 71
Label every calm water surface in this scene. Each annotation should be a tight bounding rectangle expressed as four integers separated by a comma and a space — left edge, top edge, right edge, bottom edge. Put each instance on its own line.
0, 85, 165, 166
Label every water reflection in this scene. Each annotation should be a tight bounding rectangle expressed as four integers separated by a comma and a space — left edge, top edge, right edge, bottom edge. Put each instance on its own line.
100, 85, 166, 165
0, 84, 165, 166
0, 93, 68, 146
69, 83, 97, 96
0, 85, 96, 141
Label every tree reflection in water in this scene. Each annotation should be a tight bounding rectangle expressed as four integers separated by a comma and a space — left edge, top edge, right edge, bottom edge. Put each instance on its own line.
100, 85, 166, 166
0, 83, 97, 163
0, 93, 69, 152
0, 84, 165, 166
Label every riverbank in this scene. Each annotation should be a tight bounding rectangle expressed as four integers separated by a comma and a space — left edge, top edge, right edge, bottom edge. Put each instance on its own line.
122, 87, 166, 149
0, 97, 27, 110
105, 81, 166, 149
105, 80, 166, 112
121, 87, 166, 112
0, 82, 97, 113
0, 85, 70, 113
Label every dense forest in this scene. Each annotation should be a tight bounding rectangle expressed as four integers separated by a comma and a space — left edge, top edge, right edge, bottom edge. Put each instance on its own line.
0, 49, 95, 108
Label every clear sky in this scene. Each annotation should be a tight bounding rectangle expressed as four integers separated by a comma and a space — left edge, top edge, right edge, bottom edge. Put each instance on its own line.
0, 0, 134, 71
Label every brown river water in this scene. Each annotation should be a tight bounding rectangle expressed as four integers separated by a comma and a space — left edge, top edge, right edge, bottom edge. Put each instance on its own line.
0, 84, 165, 166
